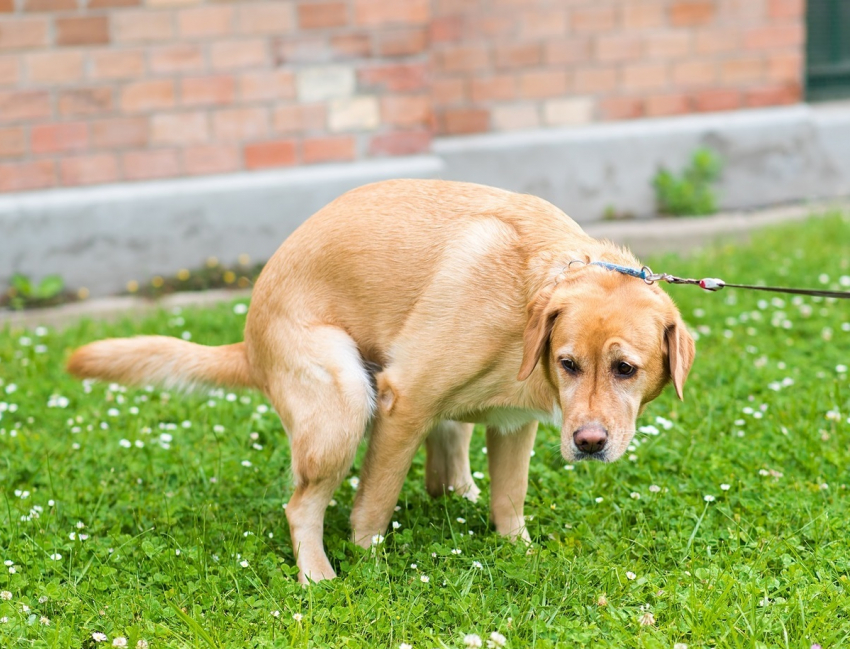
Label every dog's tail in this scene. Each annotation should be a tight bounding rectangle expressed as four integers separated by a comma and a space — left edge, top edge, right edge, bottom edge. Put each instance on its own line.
67, 336, 255, 391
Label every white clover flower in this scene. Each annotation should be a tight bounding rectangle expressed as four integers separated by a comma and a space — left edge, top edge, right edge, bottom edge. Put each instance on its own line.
488, 631, 507, 647
639, 611, 655, 626
400, 644, 412, 649
136, 641, 149, 649
349, 476, 360, 489
392, 521, 401, 530
720, 484, 731, 491
271, 610, 280, 618
626, 571, 636, 580
112, 638, 127, 647
464, 634, 483, 648
420, 575, 430, 583
674, 644, 688, 649
240, 560, 249, 568
473, 471, 485, 479
451, 548, 462, 555
595, 497, 604, 503
630, 492, 640, 500
50, 553, 62, 560
0, 591, 11, 600
233, 303, 248, 315
293, 613, 303, 622
472, 561, 483, 569
119, 439, 132, 448
241, 460, 252, 467
628, 454, 638, 462
92, 632, 108, 642
0, 617, 7, 623
456, 517, 466, 524
649, 485, 661, 493
704, 495, 715, 502
371, 534, 385, 545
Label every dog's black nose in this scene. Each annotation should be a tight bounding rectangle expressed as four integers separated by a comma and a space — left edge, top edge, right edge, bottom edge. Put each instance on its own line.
573, 426, 608, 454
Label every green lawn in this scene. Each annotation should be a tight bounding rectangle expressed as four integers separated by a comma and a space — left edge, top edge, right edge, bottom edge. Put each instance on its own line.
1, 214, 849, 649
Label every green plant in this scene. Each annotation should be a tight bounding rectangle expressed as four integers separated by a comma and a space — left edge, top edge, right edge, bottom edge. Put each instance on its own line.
653, 147, 723, 216
4, 273, 65, 310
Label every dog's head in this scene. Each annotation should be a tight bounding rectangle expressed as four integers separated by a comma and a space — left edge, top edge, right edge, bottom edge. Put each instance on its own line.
517, 266, 695, 462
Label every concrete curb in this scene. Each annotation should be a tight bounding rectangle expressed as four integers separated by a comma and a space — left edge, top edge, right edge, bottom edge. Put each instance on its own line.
3, 200, 845, 332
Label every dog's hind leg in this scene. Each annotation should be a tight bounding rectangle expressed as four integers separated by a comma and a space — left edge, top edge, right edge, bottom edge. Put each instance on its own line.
264, 326, 374, 584
424, 420, 480, 503
486, 421, 537, 543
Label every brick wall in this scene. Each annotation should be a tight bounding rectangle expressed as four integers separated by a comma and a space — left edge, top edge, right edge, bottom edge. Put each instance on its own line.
0, 0, 803, 192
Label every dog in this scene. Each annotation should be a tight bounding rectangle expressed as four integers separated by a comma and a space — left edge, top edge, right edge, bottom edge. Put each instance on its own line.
67, 179, 695, 583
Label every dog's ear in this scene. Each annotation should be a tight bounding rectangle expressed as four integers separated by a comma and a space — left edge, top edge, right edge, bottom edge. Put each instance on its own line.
518, 287, 560, 381
665, 318, 696, 400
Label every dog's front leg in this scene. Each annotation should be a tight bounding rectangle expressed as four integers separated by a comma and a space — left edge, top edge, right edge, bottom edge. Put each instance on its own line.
486, 420, 538, 543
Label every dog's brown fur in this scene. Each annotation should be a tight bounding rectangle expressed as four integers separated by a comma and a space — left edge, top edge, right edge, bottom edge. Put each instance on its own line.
67, 179, 695, 582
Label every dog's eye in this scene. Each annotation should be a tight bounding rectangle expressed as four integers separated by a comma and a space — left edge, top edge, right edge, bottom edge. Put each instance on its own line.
561, 358, 579, 374
615, 361, 637, 377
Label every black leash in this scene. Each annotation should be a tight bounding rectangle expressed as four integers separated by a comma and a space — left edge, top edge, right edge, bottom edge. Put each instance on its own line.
586, 261, 850, 300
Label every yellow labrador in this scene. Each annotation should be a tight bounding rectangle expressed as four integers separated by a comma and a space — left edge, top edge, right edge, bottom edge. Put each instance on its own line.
68, 179, 695, 583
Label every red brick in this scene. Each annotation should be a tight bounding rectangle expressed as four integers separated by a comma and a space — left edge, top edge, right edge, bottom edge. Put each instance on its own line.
519, 70, 568, 99
768, 0, 803, 20
24, 0, 76, 11
58, 87, 113, 116
494, 43, 540, 70
0, 56, 18, 86
369, 130, 430, 156
672, 60, 717, 86
574, 67, 618, 94
470, 75, 516, 103
272, 103, 325, 134
645, 93, 692, 116
89, 0, 140, 7
149, 44, 204, 74
27, 50, 84, 84
178, 6, 234, 38
273, 35, 330, 64
437, 45, 490, 74
113, 10, 174, 43
212, 106, 268, 141
744, 24, 803, 50
722, 57, 764, 83
359, 63, 427, 91
90, 116, 148, 148
544, 38, 592, 66
645, 32, 692, 59
90, 49, 145, 80
56, 16, 109, 46
694, 88, 742, 112
238, 70, 295, 102
0, 0, 12, 9
745, 83, 800, 107
303, 135, 355, 164
182, 144, 240, 176
380, 94, 431, 128
623, 63, 668, 90
210, 39, 268, 70
0, 160, 55, 192
571, 7, 616, 32
0, 18, 49, 50
377, 28, 427, 56
60, 153, 119, 186
599, 96, 644, 121
244, 139, 298, 169
596, 35, 642, 63
432, 78, 465, 106
519, 8, 567, 39
122, 149, 181, 181
670, 1, 715, 27
477, 15, 513, 38
331, 33, 372, 58
354, 0, 429, 26
429, 15, 462, 43
298, 1, 348, 29
0, 126, 25, 158
622, 2, 665, 29
695, 30, 739, 55
238, 3, 294, 35
31, 122, 88, 154
0, 90, 50, 123
767, 51, 803, 83
438, 108, 488, 135
121, 79, 175, 112
180, 75, 235, 106
151, 111, 208, 145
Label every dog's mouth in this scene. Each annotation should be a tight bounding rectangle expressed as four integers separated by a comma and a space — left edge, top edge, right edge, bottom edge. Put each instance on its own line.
572, 449, 612, 463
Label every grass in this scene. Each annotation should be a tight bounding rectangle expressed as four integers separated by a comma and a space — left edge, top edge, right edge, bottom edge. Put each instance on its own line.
2, 213, 850, 649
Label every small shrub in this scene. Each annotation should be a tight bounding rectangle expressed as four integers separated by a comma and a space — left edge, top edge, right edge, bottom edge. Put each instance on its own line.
653, 147, 723, 216
3, 272, 67, 310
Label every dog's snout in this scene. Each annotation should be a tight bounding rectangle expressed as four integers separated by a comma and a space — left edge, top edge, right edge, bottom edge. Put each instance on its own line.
573, 425, 608, 454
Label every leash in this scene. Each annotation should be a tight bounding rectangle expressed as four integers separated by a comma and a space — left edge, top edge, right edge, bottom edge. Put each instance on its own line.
583, 261, 850, 300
